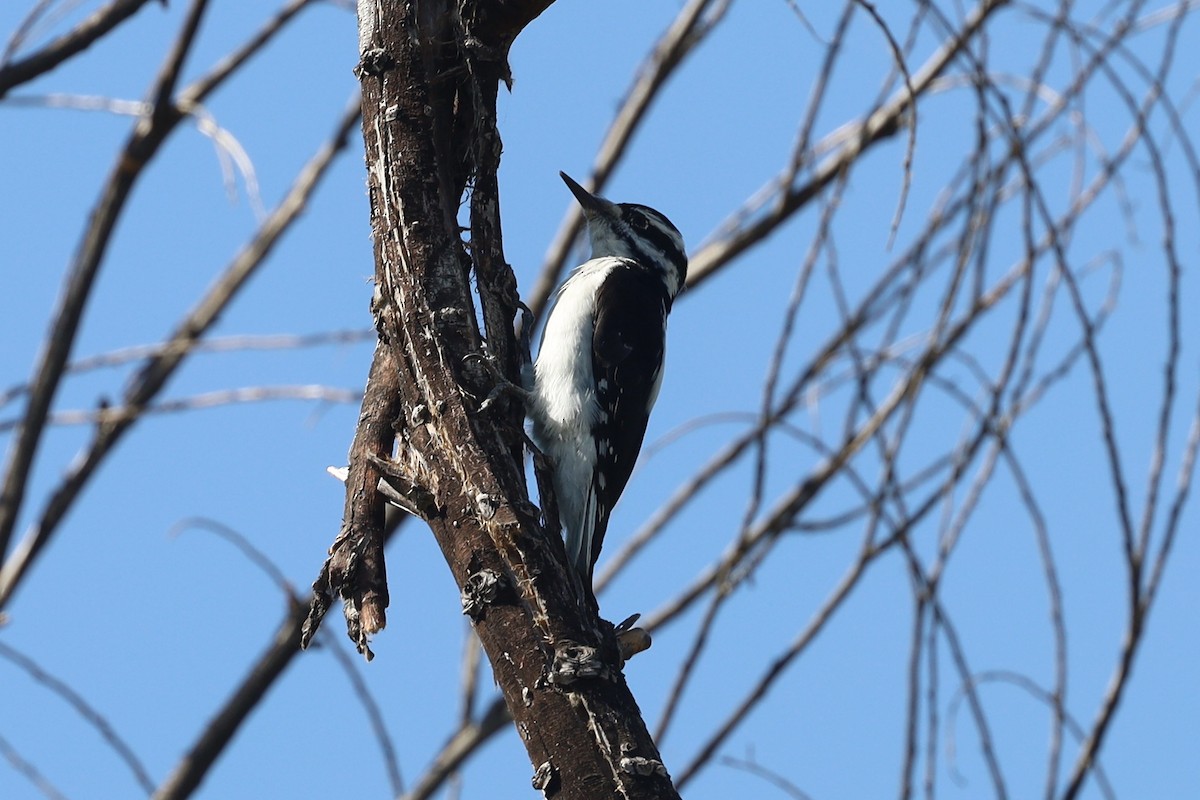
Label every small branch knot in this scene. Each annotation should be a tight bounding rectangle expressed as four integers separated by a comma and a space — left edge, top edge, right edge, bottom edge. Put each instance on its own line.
474, 491, 499, 520
546, 641, 610, 686
531, 761, 559, 795
409, 403, 431, 425
619, 756, 668, 779
460, 568, 506, 617
355, 47, 395, 78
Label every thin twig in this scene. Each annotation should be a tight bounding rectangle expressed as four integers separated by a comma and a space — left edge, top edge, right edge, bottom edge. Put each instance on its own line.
0, 329, 373, 409
0, 732, 69, 800
0, 97, 362, 609
0, 640, 155, 793
323, 636, 404, 795
0, 0, 160, 97
0, 385, 362, 432
0, 0, 212, 582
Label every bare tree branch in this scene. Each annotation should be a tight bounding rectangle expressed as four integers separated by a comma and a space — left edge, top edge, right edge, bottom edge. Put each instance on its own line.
151, 597, 309, 800
0, 0, 212, 582
0, 732, 69, 800
0, 0, 161, 98
0, 385, 361, 431
0, 640, 155, 793
0, 329, 373, 409
0, 96, 361, 608
687, 0, 1010, 290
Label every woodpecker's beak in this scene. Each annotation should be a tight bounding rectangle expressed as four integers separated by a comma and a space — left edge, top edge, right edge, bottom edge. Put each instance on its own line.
560, 172, 615, 219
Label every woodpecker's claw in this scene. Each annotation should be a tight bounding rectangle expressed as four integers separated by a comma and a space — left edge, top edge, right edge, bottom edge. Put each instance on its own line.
462, 351, 531, 412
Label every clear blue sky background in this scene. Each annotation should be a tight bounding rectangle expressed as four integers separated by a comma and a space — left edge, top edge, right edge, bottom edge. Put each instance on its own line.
2, 1, 1198, 798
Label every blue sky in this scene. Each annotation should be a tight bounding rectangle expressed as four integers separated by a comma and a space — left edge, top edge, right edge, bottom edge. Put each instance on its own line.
2, 1, 1198, 798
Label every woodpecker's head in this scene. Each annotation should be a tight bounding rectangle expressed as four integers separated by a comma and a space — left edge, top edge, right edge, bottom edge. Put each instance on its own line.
561, 171, 687, 298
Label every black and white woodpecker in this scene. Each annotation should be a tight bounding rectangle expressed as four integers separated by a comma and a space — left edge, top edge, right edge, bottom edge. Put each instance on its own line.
529, 172, 687, 585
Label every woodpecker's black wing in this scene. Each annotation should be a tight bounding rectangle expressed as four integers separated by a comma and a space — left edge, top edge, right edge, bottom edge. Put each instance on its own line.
584, 262, 671, 577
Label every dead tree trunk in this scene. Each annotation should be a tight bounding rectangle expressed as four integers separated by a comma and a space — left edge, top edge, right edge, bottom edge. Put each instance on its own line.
303, 3, 682, 797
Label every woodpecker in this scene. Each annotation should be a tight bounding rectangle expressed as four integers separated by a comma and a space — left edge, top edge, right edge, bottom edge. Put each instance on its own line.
530, 172, 687, 585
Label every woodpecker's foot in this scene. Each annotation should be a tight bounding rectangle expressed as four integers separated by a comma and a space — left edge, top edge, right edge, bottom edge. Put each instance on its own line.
613, 613, 652, 664
462, 351, 531, 413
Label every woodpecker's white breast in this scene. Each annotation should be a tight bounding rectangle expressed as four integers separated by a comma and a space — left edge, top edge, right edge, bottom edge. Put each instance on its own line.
529, 257, 629, 567
531, 257, 623, 436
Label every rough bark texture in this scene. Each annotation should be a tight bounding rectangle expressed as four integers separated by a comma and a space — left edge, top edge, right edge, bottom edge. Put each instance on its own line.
305, 2, 682, 797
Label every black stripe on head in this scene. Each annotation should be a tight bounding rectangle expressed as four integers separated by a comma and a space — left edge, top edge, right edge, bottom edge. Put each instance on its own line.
618, 203, 688, 288
624, 204, 678, 232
